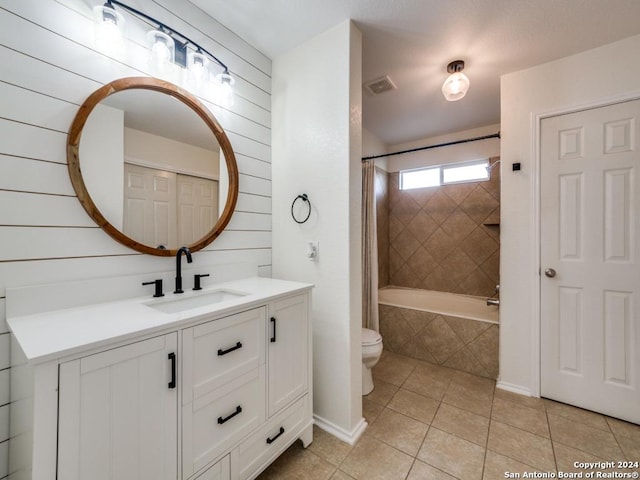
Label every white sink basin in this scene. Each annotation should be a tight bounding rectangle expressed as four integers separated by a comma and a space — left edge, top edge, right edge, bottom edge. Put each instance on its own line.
146, 289, 248, 314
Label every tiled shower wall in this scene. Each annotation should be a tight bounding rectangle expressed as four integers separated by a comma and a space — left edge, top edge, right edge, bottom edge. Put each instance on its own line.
384, 158, 500, 298
375, 167, 390, 287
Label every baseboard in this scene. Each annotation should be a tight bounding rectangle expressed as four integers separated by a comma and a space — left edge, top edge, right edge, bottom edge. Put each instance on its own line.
313, 414, 368, 446
496, 380, 535, 397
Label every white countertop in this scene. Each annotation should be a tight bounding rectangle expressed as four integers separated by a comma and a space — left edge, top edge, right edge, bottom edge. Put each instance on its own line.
8, 276, 312, 365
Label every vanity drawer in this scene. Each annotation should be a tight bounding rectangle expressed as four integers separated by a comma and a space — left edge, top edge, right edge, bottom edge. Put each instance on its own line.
183, 366, 266, 478
194, 455, 230, 480
235, 394, 310, 480
182, 307, 266, 403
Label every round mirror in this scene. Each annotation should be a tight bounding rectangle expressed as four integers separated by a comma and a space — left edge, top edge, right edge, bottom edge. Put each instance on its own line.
67, 77, 238, 256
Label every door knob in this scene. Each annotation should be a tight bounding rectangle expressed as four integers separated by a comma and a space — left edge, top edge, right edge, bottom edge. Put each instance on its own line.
544, 268, 557, 278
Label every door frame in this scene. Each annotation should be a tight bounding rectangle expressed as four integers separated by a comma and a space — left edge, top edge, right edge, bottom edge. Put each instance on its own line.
530, 91, 640, 398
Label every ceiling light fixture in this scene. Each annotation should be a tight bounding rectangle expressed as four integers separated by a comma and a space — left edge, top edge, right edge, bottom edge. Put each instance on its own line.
442, 60, 470, 102
92, 0, 233, 98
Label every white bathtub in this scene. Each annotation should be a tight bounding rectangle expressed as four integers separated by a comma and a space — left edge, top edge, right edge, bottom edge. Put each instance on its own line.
378, 286, 499, 324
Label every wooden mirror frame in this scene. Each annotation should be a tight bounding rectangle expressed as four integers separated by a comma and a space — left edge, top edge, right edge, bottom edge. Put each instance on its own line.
67, 77, 239, 256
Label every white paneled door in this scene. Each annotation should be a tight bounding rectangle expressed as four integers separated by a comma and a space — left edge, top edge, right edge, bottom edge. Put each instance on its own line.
540, 99, 640, 424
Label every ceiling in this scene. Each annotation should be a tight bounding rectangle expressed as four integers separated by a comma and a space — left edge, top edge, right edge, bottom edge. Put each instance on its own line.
189, 0, 640, 146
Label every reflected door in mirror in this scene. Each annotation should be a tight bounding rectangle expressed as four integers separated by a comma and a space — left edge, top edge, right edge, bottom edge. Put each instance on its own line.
124, 164, 218, 248
177, 174, 218, 247
124, 164, 177, 248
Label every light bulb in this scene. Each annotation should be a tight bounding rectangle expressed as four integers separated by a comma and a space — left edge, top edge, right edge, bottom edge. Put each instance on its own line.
216, 72, 235, 107
442, 71, 470, 101
93, 4, 125, 55
152, 41, 171, 65
147, 30, 174, 73
187, 51, 209, 90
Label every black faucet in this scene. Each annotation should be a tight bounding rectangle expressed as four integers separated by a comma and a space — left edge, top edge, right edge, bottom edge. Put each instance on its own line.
174, 246, 193, 294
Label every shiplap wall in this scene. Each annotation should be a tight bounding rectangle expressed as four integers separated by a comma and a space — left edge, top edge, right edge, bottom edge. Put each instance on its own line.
0, 1, 272, 477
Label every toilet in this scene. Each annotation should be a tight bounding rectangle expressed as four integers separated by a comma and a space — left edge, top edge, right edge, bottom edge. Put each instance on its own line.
361, 327, 383, 395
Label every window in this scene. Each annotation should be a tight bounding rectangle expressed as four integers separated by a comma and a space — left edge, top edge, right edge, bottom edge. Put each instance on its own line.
399, 159, 490, 190
399, 167, 440, 189
442, 161, 490, 184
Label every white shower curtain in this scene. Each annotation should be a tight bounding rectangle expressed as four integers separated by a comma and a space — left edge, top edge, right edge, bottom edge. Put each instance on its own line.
362, 159, 380, 332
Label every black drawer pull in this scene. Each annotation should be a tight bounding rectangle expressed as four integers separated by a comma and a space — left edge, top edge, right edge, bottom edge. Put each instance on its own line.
217, 405, 242, 425
217, 341, 243, 356
270, 317, 277, 343
266, 426, 285, 444
168, 352, 176, 389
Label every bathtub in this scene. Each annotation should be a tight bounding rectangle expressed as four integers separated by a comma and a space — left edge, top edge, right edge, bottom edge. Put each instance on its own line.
377, 286, 499, 379
378, 287, 498, 324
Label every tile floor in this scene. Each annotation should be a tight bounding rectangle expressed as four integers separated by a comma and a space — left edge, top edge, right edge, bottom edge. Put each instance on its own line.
257, 351, 640, 480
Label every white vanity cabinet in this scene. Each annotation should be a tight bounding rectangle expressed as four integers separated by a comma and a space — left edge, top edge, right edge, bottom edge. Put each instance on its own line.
57, 333, 179, 480
7, 277, 312, 480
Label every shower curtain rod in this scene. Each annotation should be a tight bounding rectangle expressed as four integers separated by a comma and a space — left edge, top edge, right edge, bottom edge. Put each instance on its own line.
361, 132, 500, 161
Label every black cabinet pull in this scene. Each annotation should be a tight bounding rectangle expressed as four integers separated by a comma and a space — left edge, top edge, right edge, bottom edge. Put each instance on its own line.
270, 317, 277, 343
168, 352, 176, 389
266, 426, 285, 444
218, 341, 243, 356
217, 405, 242, 424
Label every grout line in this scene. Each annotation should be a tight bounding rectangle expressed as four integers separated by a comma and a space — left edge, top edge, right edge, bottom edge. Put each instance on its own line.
485, 419, 557, 473
550, 439, 611, 463
494, 391, 546, 413
489, 418, 552, 442
483, 423, 556, 474
370, 356, 437, 479
604, 417, 631, 462
541, 397, 611, 432
485, 446, 548, 475
490, 399, 552, 440
481, 381, 497, 480
403, 457, 417, 480
405, 353, 445, 476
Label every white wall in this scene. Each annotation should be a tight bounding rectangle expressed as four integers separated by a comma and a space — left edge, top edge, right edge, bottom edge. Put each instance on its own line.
0, 1, 272, 478
362, 127, 388, 170
272, 21, 365, 443
387, 124, 501, 173
500, 33, 640, 395
124, 127, 220, 179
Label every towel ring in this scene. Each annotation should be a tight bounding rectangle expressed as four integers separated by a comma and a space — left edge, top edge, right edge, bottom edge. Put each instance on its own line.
291, 194, 311, 224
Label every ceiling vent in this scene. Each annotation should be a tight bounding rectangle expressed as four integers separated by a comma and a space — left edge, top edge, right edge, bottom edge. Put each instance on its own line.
364, 75, 397, 95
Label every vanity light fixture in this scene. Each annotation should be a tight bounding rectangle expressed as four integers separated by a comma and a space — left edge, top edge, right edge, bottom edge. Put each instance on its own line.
442, 60, 470, 101
93, 0, 234, 98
